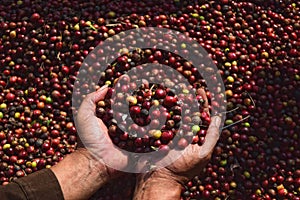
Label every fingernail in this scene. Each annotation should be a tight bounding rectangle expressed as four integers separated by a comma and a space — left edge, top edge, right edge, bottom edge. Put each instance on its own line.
98, 84, 108, 91
212, 116, 221, 128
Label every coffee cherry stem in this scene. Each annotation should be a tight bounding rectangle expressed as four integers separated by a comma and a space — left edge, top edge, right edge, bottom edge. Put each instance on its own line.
106, 21, 127, 27
245, 91, 256, 108
56, 52, 61, 60
222, 115, 251, 130
149, 84, 155, 93
150, 146, 159, 151
218, 106, 240, 114
216, 91, 256, 129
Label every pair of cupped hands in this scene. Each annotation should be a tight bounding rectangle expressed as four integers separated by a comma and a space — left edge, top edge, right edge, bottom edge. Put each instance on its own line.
76, 85, 221, 192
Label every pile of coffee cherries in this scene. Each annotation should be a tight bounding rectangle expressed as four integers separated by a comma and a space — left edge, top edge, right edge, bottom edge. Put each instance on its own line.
94, 48, 213, 153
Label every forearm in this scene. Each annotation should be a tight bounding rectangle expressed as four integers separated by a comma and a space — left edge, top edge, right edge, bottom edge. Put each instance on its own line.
51, 148, 109, 200
134, 171, 182, 200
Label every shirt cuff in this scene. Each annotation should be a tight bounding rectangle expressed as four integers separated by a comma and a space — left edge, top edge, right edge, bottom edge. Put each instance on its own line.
13, 168, 64, 200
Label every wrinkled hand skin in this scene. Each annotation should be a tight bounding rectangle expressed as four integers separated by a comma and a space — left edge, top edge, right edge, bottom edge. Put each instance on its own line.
51, 85, 133, 200
75, 86, 221, 200
153, 115, 221, 184
134, 88, 222, 200
75, 85, 129, 177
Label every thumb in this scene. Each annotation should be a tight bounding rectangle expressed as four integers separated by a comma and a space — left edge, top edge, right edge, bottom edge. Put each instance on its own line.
199, 116, 221, 157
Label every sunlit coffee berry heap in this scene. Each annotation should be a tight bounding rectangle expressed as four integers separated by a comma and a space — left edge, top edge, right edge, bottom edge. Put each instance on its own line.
95, 48, 212, 153
97, 82, 210, 153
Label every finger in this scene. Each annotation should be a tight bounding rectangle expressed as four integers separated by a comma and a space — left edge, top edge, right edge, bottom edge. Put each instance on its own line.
197, 88, 209, 109
74, 86, 129, 170
199, 116, 221, 157
76, 85, 110, 147
77, 85, 108, 117
92, 85, 109, 103
84, 85, 108, 108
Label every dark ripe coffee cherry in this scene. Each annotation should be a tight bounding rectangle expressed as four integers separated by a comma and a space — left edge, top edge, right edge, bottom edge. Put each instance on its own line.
142, 101, 151, 110
9, 156, 18, 163
172, 115, 182, 122
171, 105, 182, 115
153, 139, 162, 147
149, 119, 160, 129
154, 88, 167, 99
130, 106, 141, 115
177, 137, 189, 149
18, 150, 28, 159
161, 131, 173, 143
163, 96, 177, 107
41, 142, 50, 151
120, 132, 129, 141
140, 109, 149, 116
68, 135, 77, 144
5, 93, 15, 102
156, 143, 169, 154
134, 138, 143, 147
37, 159, 46, 169
197, 129, 207, 137
5, 148, 14, 156
198, 137, 205, 145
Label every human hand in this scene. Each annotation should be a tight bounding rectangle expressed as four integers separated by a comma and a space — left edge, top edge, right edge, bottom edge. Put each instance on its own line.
133, 116, 221, 200
50, 85, 131, 200
133, 88, 222, 200
75, 85, 129, 177
148, 115, 221, 182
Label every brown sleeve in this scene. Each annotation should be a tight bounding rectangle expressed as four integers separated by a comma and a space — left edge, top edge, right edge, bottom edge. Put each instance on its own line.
0, 168, 64, 200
